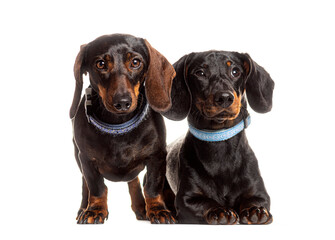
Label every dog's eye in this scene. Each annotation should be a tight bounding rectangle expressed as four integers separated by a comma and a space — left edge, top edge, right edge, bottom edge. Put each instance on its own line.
195, 70, 205, 77
231, 67, 241, 78
131, 58, 141, 69
96, 60, 105, 69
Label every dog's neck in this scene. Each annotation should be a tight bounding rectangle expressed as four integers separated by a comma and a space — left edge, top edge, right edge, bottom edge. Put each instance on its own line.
187, 99, 248, 131
91, 89, 145, 125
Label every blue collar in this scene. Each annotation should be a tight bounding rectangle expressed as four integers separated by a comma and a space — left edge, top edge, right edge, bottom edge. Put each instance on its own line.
85, 87, 149, 136
188, 115, 251, 142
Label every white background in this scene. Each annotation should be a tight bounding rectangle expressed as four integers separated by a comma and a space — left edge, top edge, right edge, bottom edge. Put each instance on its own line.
1, 0, 334, 239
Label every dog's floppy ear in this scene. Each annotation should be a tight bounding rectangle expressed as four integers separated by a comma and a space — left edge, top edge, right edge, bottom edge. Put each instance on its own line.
144, 40, 176, 113
162, 54, 192, 121
69, 44, 87, 119
243, 53, 275, 113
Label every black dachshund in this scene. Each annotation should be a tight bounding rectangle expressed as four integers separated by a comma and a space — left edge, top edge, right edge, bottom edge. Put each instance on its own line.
70, 34, 176, 224
163, 51, 274, 224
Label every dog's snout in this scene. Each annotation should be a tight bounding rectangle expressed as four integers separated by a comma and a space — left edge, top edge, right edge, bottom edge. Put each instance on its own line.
113, 93, 132, 112
214, 91, 234, 108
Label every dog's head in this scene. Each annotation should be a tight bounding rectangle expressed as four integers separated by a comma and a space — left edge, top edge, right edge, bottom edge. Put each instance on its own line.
164, 51, 274, 127
70, 34, 175, 118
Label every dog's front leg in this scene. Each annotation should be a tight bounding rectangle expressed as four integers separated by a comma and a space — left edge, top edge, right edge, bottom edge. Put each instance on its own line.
144, 152, 176, 224
76, 176, 89, 220
77, 153, 108, 224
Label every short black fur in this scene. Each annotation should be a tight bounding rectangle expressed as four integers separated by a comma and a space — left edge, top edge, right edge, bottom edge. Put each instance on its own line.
164, 50, 274, 224
70, 34, 176, 224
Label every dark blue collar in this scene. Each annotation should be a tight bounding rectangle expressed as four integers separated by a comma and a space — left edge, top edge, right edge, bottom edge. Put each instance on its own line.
85, 87, 149, 136
188, 115, 251, 142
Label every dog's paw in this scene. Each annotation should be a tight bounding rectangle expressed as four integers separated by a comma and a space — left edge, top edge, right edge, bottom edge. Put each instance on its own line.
205, 207, 239, 225
77, 207, 109, 224
147, 208, 176, 224
240, 206, 272, 224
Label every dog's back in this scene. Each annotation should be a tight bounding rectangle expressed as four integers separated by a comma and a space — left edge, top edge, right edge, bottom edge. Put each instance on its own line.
166, 136, 185, 194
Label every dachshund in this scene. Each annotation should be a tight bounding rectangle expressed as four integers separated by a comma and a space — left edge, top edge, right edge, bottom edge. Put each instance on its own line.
163, 50, 274, 224
70, 34, 176, 224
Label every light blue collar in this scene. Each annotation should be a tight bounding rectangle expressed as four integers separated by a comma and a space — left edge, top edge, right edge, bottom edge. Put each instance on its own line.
85, 87, 149, 136
188, 115, 251, 142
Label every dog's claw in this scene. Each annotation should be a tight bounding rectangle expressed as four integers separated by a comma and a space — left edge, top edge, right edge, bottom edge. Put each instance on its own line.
77, 209, 108, 224
205, 207, 239, 225
240, 206, 272, 224
147, 209, 176, 224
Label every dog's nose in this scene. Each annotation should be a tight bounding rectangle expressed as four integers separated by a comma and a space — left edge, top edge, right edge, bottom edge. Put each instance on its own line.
214, 91, 234, 108
113, 94, 132, 111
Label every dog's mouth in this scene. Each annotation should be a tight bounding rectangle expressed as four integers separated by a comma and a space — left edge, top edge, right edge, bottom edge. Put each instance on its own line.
195, 94, 241, 123
203, 109, 239, 123
195, 102, 240, 123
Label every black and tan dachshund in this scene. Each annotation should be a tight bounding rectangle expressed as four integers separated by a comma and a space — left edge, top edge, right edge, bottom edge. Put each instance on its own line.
163, 51, 274, 224
70, 34, 176, 224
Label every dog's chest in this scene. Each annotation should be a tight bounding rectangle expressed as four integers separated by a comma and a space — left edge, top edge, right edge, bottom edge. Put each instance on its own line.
189, 138, 249, 203
91, 135, 154, 181
199, 162, 248, 207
